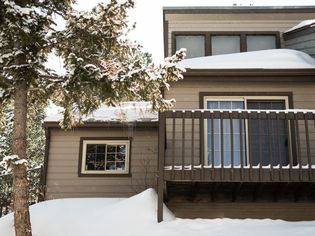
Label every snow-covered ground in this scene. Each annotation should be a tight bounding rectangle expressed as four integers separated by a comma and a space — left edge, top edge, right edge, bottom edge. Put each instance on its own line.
1, 189, 315, 236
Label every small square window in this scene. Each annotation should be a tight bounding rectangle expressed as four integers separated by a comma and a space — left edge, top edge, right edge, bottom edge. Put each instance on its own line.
211, 36, 241, 55
80, 139, 130, 175
176, 35, 205, 58
247, 35, 276, 51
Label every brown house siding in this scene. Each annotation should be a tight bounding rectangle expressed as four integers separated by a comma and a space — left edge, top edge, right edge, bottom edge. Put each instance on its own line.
164, 11, 315, 57
45, 127, 158, 199
167, 201, 315, 221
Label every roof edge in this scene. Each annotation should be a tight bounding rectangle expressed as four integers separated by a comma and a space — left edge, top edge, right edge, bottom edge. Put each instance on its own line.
43, 121, 159, 129
163, 6, 315, 14
283, 24, 315, 40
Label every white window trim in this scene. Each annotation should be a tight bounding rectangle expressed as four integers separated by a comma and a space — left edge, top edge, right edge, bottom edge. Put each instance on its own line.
81, 140, 130, 175
203, 96, 289, 165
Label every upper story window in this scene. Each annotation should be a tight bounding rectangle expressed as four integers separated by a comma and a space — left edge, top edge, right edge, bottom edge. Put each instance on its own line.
175, 35, 205, 58
174, 32, 280, 58
211, 36, 241, 55
246, 35, 277, 51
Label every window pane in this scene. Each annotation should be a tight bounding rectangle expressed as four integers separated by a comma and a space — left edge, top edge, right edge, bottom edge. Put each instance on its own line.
83, 142, 128, 173
211, 36, 240, 55
247, 36, 276, 51
176, 35, 205, 58
247, 100, 288, 166
206, 100, 246, 166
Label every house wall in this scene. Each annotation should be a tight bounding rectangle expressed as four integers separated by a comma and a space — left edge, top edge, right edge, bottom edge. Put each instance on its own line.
167, 200, 315, 221
45, 127, 158, 199
164, 79, 315, 167
165, 12, 315, 56
284, 29, 315, 58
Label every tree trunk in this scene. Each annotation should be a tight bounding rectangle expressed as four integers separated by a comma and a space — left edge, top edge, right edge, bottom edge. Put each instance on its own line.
12, 79, 32, 236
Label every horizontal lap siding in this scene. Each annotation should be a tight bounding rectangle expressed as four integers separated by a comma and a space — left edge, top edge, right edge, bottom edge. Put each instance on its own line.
46, 128, 158, 199
167, 201, 315, 221
285, 33, 315, 58
165, 13, 315, 56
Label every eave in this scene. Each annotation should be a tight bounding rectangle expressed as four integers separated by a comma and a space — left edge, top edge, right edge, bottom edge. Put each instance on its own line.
43, 121, 158, 129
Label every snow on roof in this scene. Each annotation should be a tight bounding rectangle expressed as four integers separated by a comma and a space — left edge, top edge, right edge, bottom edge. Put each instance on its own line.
177, 49, 315, 70
44, 101, 158, 123
1, 188, 315, 236
285, 19, 315, 33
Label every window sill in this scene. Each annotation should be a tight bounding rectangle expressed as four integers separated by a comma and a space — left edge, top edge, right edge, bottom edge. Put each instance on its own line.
78, 173, 132, 178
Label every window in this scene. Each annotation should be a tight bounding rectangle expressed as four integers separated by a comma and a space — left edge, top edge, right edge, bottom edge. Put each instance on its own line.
175, 35, 205, 58
247, 35, 276, 51
80, 139, 130, 175
204, 96, 289, 166
173, 32, 279, 57
211, 36, 241, 55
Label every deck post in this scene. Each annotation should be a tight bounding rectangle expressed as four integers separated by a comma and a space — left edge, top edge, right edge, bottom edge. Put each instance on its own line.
157, 112, 166, 222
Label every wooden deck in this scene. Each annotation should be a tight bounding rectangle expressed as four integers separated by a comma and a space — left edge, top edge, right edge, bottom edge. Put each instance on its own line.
157, 109, 315, 221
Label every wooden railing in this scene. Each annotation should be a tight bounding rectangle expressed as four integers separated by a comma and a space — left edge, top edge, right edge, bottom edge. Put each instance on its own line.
0, 166, 44, 218
158, 109, 315, 184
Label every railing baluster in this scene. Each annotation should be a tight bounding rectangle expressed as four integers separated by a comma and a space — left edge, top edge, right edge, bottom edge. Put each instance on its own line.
295, 113, 302, 181
211, 111, 215, 180
191, 112, 195, 180
258, 113, 263, 181
181, 112, 185, 180
268, 113, 274, 181
230, 113, 234, 181
220, 111, 224, 181
200, 111, 205, 181
304, 113, 312, 181
285, 113, 293, 181
239, 115, 244, 181
248, 113, 253, 181
172, 114, 175, 179
276, 114, 282, 181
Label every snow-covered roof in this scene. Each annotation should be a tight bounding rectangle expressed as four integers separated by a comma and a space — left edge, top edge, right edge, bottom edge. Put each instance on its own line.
177, 49, 315, 70
44, 102, 158, 123
285, 19, 315, 33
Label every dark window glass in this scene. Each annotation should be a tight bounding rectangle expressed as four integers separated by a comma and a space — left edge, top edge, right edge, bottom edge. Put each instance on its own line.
247, 100, 288, 166
84, 143, 127, 172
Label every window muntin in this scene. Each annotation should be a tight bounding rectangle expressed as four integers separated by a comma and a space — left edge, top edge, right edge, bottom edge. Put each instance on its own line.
204, 96, 289, 167
211, 36, 241, 55
246, 35, 276, 51
81, 140, 130, 174
175, 35, 205, 58
207, 100, 246, 166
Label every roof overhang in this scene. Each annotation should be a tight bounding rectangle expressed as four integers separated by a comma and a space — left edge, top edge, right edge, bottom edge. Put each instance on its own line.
43, 121, 158, 129
283, 25, 315, 41
163, 6, 315, 14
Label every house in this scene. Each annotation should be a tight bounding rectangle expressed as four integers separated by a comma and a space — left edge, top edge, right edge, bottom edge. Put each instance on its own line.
43, 6, 315, 222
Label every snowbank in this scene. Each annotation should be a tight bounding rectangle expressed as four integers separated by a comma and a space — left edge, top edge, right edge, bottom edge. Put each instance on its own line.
285, 19, 315, 33
1, 188, 315, 236
177, 49, 315, 69
44, 101, 158, 123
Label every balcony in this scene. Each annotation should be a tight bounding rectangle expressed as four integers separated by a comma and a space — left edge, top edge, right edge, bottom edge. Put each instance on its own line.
157, 109, 315, 221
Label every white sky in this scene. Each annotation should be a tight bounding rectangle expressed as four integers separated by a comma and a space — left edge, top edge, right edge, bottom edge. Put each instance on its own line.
47, 0, 315, 73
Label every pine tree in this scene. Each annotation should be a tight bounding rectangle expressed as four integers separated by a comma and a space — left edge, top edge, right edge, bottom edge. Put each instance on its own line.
0, 1, 185, 235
